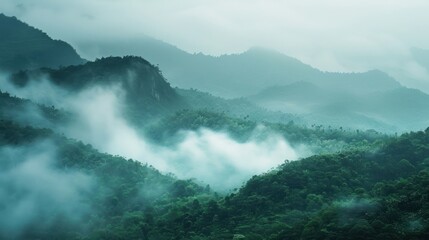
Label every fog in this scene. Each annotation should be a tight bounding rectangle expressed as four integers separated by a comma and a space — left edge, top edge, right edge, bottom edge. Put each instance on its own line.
1, 79, 305, 191
1, 0, 429, 92
0, 141, 93, 239
63, 86, 305, 191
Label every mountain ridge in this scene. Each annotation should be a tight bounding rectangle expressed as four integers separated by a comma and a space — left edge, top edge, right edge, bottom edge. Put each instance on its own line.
76, 37, 402, 98
9, 56, 185, 120
0, 13, 86, 72
248, 81, 429, 132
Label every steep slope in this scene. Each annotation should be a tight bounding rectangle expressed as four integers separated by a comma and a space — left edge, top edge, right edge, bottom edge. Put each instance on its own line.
77, 38, 401, 98
9, 56, 185, 119
0, 14, 85, 72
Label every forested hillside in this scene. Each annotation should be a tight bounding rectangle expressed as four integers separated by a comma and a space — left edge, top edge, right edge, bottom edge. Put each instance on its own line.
133, 128, 429, 239
146, 109, 387, 155
2, 121, 426, 239
1, 10, 429, 240
0, 121, 213, 239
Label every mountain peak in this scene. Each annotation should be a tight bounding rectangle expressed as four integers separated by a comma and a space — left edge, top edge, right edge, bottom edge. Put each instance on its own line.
10, 56, 184, 118
0, 13, 85, 72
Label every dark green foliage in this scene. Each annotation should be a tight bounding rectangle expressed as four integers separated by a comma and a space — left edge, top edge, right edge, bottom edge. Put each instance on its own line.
2, 13, 428, 240
90, 126, 426, 240
0, 121, 213, 239
147, 109, 387, 154
0, 120, 52, 145
2, 121, 429, 239
0, 13, 85, 72
146, 110, 257, 143
0, 90, 70, 127
173, 128, 429, 239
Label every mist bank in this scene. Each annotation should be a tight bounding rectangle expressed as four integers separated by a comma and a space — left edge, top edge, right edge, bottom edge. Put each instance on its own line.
67, 89, 307, 190
0, 120, 216, 239
0, 76, 306, 191
1, 107, 428, 239
0, 141, 93, 239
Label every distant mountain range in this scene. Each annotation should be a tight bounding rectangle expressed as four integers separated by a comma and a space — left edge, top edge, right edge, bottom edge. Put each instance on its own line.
3, 14, 429, 132
248, 81, 429, 132
79, 36, 429, 132
77, 38, 402, 98
0, 13, 85, 72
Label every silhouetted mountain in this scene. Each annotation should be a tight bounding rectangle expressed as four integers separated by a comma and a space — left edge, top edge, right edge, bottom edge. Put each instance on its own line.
361, 87, 429, 129
249, 81, 429, 132
77, 38, 401, 98
0, 13, 85, 72
10, 56, 185, 119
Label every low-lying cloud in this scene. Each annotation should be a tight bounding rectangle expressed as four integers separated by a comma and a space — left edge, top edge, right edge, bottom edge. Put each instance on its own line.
65, 86, 302, 191
0, 141, 93, 239
1, 79, 305, 191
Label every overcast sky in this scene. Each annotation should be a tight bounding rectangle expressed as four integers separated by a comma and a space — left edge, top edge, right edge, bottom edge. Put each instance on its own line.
2, 0, 429, 89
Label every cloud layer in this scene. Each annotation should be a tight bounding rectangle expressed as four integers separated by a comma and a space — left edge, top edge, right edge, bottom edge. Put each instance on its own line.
64, 87, 302, 191
1, 78, 304, 191
0, 141, 92, 238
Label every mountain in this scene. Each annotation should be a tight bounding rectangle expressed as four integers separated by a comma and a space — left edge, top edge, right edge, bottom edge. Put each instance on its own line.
4, 53, 298, 127
9, 56, 185, 120
2, 13, 429, 240
140, 128, 429, 239
0, 13, 85, 72
248, 81, 429, 132
77, 38, 401, 98
3, 100, 427, 239
0, 120, 212, 239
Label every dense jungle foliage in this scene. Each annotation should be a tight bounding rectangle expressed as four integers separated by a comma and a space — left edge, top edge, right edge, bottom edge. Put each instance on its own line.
1, 120, 428, 239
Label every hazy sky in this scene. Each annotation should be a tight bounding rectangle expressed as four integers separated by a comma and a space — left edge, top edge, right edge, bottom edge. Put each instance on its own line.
2, 0, 429, 86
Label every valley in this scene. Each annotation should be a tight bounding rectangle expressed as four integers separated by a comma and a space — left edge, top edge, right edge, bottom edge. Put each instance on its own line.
0, 10, 428, 240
